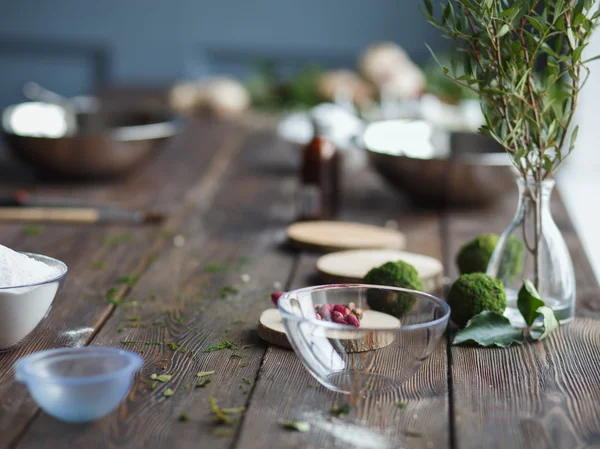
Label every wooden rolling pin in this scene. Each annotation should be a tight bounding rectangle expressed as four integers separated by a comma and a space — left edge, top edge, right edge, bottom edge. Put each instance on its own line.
0, 207, 165, 224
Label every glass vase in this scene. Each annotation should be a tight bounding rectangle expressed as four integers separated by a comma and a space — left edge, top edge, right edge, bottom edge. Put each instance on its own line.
486, 176, 575, 326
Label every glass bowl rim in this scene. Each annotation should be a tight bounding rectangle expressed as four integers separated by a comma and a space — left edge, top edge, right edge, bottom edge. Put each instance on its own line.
0, 252, 67, 291
277, 283, 451, 332
14, 346, 143, 386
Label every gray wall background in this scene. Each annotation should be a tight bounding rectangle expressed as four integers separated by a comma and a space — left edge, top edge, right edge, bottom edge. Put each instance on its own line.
0, 0, 446, 108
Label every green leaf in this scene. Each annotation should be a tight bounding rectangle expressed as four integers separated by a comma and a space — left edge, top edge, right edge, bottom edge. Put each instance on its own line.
526, 16, 545, 33
150, 373, 173, 383
163, 388, 174, 398
517, 280, 545, 327
530, 306, 560, 340
197, 371, 215, 377
424, 0, 433, 15
496, 24, 511, 38
583, 54, 600, 63
574, 0, 585, 18
331, 404, 351, 417
280, 420, 311, 432
567, 28, 577, 48
452, 312, 525, 348
569, 125, 579, 151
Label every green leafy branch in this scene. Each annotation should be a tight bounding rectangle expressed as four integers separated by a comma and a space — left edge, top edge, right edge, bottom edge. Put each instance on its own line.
421, 0, 599, 182
453, 279, 559, 347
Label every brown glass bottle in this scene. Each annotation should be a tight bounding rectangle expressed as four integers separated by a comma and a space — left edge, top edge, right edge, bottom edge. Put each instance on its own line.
296, 117, 341, 221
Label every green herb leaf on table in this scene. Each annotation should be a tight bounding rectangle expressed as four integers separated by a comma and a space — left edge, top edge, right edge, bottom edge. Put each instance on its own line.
280, 420, 311, 432
395, 401, 408, 408
221, 406, 245, 414
150, 374, 173, 383
179, 413, 191, 422
163, 388, 174, 398
117, 275, 139, 287
106, 288, 123, 306
196, 377, 212, 388
197, 371, 215, 377
331, 404, 351, 417
23, 224, 44, 237
530, 306, 559, 341
209, 397, 234, 425
204, 340, 238, 352
452, 311, 525, 347
517, 280, 545, 327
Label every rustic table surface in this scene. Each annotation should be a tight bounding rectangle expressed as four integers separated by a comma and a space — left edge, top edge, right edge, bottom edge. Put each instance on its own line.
0, 111, 599, 449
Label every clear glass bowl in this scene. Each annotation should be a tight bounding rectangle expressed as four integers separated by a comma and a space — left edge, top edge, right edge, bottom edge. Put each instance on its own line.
278, 284, 450, 396
15, 347, 143, 423
0, 253, 67, 351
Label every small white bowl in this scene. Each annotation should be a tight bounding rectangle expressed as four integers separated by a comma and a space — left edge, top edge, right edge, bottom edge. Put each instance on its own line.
0, 253, 67, 351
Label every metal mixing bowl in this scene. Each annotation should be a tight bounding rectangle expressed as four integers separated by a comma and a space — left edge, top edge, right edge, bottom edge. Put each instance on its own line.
1, 100, 180, 179
361, 119, 516, 206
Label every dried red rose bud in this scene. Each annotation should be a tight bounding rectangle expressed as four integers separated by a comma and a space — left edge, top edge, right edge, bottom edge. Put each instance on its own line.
352, 308, 364, 319
346, 314, 360, 327
271, 291, 285, 305
333, 304, 350, 316
347, 302, 356, 310
331, 311, 346, 324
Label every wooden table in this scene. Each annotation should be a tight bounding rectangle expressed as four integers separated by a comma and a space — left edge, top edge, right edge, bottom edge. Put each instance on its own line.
0, 114, 599, 449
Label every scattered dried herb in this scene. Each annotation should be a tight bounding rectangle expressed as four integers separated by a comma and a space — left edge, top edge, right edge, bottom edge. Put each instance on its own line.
117, 275, 139, 287
280, 420, 310, 432
209, 397, 234, 424
151, 382, 158, 390
331, 404, 351, 417
126, 316, 142, 322
23, 224, 44, 237
106, 288, 123, 306
221, 406, 245, 414
163, 388, 174, 398
241, 362, 249, 367
219, 285, 239, 299
160, 358, 169, 362
206, 263, 226, 273
167, 342, 180, 351
104, 233, 132, 247
120, 340, 136, 345
91, 260, 107, 270
151, 293, 158, 301
197, 371, 215, 377
237, 256, 253, 266
230, 354, 243, 359
231, 319, 245, 325
117, 328, 124, 333
241, 378, 252, 385
224, 327, 231, 333
123, 301, 139, 308
196, 377, 212, 388
395, 401, 408, 409
204, 340, 238, 352
150, 374, 173, 382
145, 341, 163, 346
179, 412, 191, 422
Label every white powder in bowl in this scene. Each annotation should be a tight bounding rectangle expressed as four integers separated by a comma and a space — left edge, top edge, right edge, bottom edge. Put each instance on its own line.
0, 245, 64, 350
0, 244, 60, 288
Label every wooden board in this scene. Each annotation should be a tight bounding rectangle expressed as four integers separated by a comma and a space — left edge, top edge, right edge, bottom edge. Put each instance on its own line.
316, 248, 444, 293
258, 308, 400, 352
286, 220, 407, 252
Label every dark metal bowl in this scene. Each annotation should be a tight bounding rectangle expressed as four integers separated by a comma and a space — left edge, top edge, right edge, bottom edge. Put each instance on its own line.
1, 101, 180, 179
362, 120, 516, 206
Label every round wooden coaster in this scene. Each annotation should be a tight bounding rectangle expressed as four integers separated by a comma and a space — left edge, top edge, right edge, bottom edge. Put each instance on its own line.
316, 249, 444, 293
258, 308, 401, 353
286, 221, 406, 253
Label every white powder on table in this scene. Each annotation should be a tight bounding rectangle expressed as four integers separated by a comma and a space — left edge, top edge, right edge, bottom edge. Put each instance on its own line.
0, 245, 64, 350
0, 244, 59, 288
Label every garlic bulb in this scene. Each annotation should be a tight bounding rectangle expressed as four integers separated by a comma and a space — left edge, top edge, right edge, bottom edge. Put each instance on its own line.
317, 69, 374, 108
358, 42, 426, 101
169, 76, 250, 117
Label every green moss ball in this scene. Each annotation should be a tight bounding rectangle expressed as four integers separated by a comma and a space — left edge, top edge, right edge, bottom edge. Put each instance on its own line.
456, 233, 499, 275
363, 260, 424, 318
447, 273, 507, 327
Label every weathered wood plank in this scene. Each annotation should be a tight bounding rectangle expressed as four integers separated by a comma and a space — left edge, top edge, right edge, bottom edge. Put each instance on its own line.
13, 129, 300, 448
0, 119, 242, 448
446, 184, 600, 449
236, 163, 450, 449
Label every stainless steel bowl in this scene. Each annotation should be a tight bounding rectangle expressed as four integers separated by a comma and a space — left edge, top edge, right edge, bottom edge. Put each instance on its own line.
1, 100, 180, 179
362, 119, 516, 206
